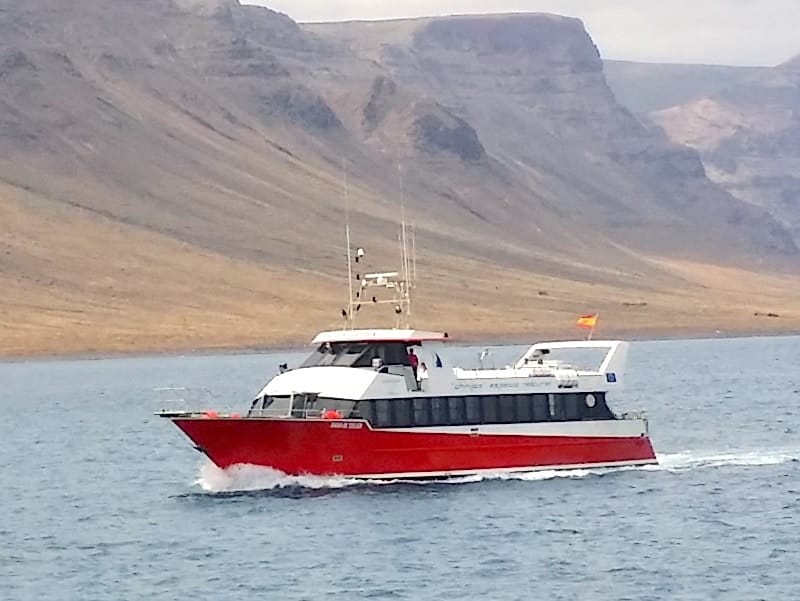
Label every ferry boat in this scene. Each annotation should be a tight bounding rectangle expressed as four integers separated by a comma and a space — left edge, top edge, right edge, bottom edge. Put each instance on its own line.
158, 237, 657, 478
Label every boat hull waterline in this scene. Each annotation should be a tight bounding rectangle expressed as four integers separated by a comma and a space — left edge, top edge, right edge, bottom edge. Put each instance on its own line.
171, 416, 657, 479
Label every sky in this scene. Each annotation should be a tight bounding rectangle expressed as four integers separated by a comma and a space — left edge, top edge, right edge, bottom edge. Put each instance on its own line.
246, 1, 800, 66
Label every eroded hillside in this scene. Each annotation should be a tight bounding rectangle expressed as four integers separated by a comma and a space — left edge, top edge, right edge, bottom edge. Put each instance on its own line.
1, 2, 799, 356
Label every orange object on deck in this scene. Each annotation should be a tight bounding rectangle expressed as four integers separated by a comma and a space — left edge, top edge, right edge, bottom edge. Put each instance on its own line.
322, 409, 343, 420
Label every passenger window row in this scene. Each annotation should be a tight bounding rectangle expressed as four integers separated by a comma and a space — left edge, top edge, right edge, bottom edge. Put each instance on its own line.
354, 393, 614, 428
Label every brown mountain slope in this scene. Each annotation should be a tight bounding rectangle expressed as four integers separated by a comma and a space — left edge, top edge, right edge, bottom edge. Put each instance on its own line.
1, 2, 800, 356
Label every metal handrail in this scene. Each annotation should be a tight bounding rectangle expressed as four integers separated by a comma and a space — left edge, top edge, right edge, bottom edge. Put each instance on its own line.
246, 408, 326, 419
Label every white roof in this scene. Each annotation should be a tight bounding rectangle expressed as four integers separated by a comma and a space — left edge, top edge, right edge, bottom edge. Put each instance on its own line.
311, 329, 449, 344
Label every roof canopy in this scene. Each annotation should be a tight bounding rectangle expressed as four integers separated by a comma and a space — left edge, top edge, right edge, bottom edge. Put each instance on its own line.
311, 329, 449, 345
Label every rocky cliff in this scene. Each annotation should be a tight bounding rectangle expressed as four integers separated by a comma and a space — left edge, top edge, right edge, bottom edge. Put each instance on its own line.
648, 56, 800, 245
309, 15, 797, 259
2, 2, 799, 355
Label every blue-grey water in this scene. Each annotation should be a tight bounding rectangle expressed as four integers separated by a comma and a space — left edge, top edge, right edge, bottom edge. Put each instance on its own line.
2, 336, 798, 600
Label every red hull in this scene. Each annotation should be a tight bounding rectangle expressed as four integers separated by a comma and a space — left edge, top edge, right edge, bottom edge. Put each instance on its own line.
172, 418, 657, 478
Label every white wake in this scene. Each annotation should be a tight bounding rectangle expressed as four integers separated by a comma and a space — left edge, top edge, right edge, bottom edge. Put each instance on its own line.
194, 447, 800, 493
655, 447, 800, 471
195, 462, 368, 492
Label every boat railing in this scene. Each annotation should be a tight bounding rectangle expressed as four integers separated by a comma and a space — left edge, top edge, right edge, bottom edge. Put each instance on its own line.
246, 408, 326, 419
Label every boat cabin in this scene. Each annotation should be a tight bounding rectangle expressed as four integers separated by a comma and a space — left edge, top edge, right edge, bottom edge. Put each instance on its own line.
250, 329, 629, 430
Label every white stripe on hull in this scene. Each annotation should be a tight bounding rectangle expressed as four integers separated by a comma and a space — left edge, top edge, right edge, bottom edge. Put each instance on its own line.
381, 419, 649, 438
348, 457, 658, 480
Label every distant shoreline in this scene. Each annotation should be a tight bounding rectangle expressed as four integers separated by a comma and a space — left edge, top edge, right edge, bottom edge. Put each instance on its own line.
3, 326, 799, 364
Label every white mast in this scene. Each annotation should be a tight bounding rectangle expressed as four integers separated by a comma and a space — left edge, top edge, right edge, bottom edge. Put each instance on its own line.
411, 224, 417, 292
398, 163, 412, 328
337, 162, 417, 330
343, 160, 354, 330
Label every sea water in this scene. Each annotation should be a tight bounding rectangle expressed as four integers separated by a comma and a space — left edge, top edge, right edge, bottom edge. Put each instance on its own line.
1, 336, 798, 600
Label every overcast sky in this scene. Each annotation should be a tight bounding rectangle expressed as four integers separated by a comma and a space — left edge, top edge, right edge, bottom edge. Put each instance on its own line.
246, 1, 799, 66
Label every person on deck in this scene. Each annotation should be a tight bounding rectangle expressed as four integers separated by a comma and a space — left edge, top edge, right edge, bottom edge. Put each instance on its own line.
407, 347, 419, 380
417, 362, 429, 391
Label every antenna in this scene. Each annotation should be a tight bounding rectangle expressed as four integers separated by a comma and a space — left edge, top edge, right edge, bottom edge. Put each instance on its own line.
343, 159, 354, 330
336, 161, 418, 330
398, 163, 412, 328
411, 224, 417, 290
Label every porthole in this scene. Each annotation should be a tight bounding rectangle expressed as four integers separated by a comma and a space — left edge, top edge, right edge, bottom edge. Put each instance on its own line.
585, 394, 596, 408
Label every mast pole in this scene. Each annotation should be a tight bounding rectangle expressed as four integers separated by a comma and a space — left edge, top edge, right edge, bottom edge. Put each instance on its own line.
411, 224, 417, 291
398, 163, 411, 328
343, 160, 354, 330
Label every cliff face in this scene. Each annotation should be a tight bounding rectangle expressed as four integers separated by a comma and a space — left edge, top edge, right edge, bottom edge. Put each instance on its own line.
309, 14, 797, 258
2, 3, 800, 355
604, 60, 770, 114
650, 59, 800, 245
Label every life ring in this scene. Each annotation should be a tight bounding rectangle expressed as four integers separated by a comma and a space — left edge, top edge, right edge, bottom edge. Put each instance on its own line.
322, 409, 343, 420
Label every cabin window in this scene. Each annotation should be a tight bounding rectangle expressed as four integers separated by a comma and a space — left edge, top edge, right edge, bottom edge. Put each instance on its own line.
498, 395, 517, 423
354, 400, 374, 423
532, 394, 549, 422
300, 341, 415, 369
413, 398, 431, 426
358, 391, 616, 429
563, 393, 579, 421
315, 398, 357, 418
431, 397, 449, 425
549, 394, 565, 421
393, 398, 413, 427
465, 396, 482, 424
262, 395, 292, 415
448, 397, 466, 425
481, 396, 498, 423
290, 393, 318, 417
300, 342, 368, 367
515, 395, 532, 422
375, 400, 392, 427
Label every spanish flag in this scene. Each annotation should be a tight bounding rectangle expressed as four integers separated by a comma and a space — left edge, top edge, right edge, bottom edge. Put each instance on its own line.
576, 313, 598, 329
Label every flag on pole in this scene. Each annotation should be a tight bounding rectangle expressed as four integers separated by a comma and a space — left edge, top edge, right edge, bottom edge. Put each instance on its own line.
576, 314, 598, 329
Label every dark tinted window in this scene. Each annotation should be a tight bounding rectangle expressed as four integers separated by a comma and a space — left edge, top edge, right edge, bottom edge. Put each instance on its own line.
549, 394, 565, 421
384, 343, 413, 366
466, 396, 481, 424
499, 395, 517, 423
393, 399, 413, 427
533, 394, 549, 421
482, 396, 499, 423
448, 397, 466, 425
431, 397, 449, 425
564, 393, 579, 421
515, 395, 532, 422
355, 400, 374, 423
376, 400, 392, 427
413, 398, 431, 426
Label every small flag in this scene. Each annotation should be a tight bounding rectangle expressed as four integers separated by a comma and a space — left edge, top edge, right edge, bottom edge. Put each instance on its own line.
576, 314, 598, 329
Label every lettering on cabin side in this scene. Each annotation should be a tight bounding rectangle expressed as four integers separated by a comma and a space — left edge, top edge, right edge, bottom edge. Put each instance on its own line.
330, 422, 364, 430
454, 383, 483, 391
488, 382, 521, 390
455, 380, 552, 391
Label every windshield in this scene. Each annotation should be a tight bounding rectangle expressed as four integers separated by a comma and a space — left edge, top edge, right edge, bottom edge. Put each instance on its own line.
249, 394, 357, 418
300, 342, 370, 367
300, 342, 413, 368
